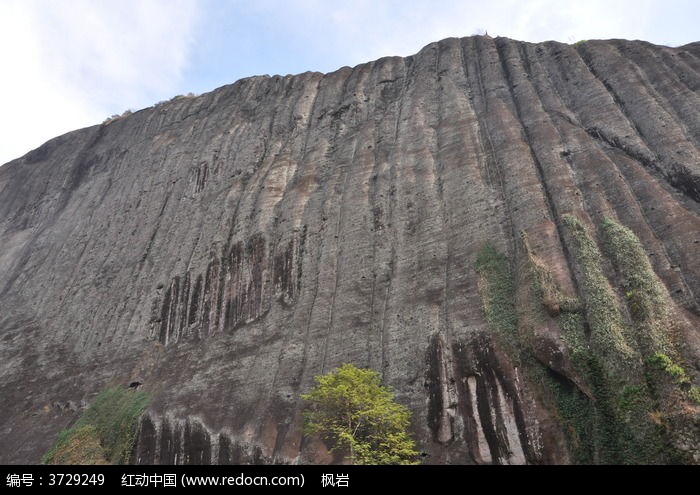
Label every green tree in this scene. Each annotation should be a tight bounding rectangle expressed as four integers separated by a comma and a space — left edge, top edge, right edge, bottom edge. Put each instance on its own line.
301, 363, 419, 465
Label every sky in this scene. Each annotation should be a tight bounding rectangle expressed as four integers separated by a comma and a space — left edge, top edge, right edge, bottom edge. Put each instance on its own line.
0, 0, 697, 166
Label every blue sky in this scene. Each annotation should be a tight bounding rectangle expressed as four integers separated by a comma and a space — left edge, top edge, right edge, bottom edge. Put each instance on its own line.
0, 0, 697, 166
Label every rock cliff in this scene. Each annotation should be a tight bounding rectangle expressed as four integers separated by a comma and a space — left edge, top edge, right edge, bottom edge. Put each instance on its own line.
1, 36, 699, 464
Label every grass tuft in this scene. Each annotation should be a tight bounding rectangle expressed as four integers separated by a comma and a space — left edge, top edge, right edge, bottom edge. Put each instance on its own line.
475, 244, 517, 338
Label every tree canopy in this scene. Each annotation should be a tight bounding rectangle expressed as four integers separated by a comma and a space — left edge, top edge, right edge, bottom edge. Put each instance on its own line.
301, 363, 419, 465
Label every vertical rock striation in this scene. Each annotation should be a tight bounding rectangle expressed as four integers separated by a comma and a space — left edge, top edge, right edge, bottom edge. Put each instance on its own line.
0, 36, 699, 464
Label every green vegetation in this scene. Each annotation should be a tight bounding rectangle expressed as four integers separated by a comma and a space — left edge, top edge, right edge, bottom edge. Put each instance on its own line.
618, 385, 647, 413
520, 233, 586, 359
557, 312, 587, 365
527, 362, 596, 463
476, 240, 598, 461
41, 426, 108, 465
601, 217, 672, 354
560, 214, 667, 464
474, 220, 697, 463
43, 386, 151, 465
689, 387, 700, 406
475, 244, 518, 351
302, 364, 418, 465
603, 219, 699, 408
477, 239, 600, 462
561, 215, 636, 369
648, 352, 688, 382
521, 233, 581, 316
647, 351, 700, 405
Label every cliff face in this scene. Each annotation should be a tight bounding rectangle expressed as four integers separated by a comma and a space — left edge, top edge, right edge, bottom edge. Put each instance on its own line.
1, 36, 699, 464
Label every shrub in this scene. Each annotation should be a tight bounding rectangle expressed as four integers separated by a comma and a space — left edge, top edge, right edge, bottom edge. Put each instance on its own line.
302, 364, 418, 465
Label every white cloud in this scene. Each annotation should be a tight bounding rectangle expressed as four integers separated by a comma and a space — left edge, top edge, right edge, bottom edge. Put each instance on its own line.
0, 0, 200, 166
245, 0, 676, 68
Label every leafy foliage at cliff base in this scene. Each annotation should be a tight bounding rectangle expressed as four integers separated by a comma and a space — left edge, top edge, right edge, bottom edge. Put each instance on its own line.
302, 364, 419, 465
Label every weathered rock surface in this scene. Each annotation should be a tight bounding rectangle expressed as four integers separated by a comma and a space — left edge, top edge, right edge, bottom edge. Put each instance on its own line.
1, 36, 699, 464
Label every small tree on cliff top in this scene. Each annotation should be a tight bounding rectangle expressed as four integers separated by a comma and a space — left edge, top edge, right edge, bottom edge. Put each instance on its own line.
301, 363, 419, 465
